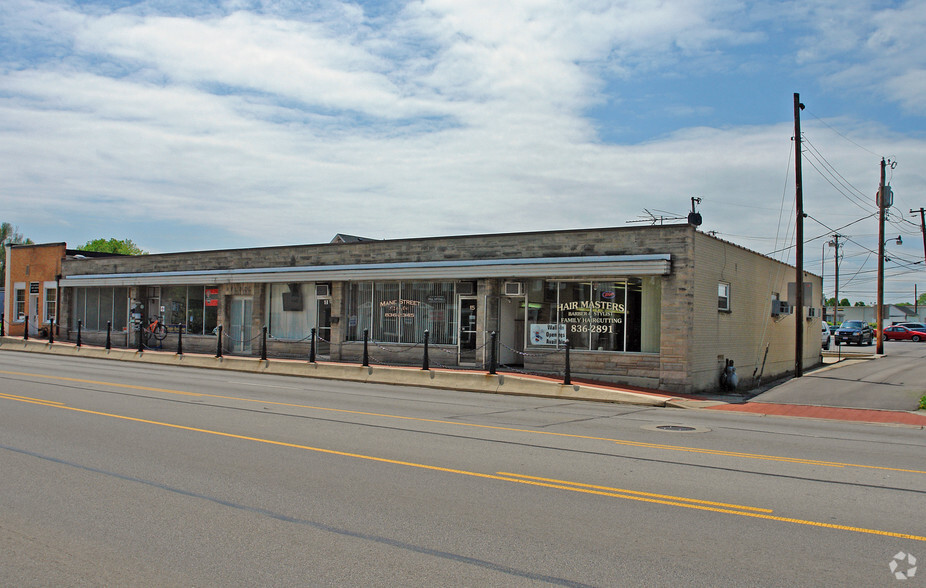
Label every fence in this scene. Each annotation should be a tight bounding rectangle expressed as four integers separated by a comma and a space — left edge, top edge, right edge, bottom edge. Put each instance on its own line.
0, 313, 574, 384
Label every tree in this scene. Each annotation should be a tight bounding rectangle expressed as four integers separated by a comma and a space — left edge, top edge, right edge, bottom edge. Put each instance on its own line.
854, 301, 866, 307
77, 238, 147, 256
0, 222, 34, 278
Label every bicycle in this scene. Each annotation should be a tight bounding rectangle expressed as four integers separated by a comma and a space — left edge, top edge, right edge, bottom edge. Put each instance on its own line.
142, 317, 168, 345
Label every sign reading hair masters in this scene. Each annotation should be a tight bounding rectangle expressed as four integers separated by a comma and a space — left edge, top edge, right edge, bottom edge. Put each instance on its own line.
558, 298, 625, 334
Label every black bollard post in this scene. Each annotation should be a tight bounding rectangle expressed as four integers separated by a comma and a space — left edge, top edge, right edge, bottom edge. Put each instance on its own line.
105, 321, 111, 350
48, 318, 55, 344
177, 325, 183, 355
137, 321, 144, 352
362, 328, 369, 367
563, 340, 572, 385
309, 327, 316, 363
489, 331, 497, 375
76, 320, 82, 347
215, 325, 223, 358
422, 330, 430, 370
24, 315, 29, 341
260, 326, 268, 361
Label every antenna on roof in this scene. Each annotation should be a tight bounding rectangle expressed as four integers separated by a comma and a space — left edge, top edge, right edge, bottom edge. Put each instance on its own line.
626, 198, 703, 227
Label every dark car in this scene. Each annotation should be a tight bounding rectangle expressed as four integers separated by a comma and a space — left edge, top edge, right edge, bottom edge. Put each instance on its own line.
835, 320, 873, 346
881, 325, 926, 342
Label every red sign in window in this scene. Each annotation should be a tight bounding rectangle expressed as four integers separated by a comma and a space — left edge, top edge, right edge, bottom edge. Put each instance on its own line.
205, 288, 219, 307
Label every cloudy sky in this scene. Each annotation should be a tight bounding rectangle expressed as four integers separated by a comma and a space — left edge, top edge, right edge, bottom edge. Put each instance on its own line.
2, 0, 925, 303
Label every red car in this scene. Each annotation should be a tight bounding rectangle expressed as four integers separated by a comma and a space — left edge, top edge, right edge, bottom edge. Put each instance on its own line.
880, 325, 926, 342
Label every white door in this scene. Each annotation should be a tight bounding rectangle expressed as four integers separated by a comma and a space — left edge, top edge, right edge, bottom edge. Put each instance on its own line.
229, 297, 253, 354
29, 291, 40, 335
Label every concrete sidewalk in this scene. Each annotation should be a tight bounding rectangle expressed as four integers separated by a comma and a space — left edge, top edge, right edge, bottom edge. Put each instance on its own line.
3, 337, 924, 427
0, 337, 673, 407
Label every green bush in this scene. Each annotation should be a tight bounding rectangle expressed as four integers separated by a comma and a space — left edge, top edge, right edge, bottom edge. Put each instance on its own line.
920, 395, 926, 411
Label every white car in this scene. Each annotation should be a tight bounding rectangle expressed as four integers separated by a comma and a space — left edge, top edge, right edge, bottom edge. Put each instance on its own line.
821, 322, 831, 350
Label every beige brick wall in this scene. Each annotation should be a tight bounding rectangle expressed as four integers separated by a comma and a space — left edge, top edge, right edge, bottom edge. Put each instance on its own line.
689, 232, 822, 391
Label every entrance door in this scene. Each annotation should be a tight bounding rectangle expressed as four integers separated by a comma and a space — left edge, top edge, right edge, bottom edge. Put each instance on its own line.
229, 297, 253, 354
28, 287, 40, 336
458, 296, 478, 365
316, 298, 331, 357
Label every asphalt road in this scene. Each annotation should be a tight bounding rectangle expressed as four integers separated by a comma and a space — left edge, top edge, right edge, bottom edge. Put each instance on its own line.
755, 341, 926, 411
1, 351, 924, 586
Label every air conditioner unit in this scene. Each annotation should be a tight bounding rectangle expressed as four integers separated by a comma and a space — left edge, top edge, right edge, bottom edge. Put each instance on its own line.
771, 300, 791, 316
504, 281, 523, 296
315, 284, 330, 297
457, 281, 476, 296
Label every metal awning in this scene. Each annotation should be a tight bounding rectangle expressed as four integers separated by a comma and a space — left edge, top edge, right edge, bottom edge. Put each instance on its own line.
60, 254, 672, 287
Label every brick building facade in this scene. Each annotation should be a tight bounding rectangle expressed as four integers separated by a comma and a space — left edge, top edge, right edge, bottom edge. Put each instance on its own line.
13, 225, 822, 393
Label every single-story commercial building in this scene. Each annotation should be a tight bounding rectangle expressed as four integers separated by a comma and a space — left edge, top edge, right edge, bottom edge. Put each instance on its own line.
4, 225, 822, 393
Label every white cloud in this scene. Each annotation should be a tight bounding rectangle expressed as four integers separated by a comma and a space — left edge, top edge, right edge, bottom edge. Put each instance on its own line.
0, 0, 924, 298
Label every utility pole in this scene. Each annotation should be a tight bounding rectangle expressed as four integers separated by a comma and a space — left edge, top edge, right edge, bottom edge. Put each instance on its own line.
876, 158, 887, 355
793, 93, 805, 377
911, 207, 926, 266
830, 234, 841, 325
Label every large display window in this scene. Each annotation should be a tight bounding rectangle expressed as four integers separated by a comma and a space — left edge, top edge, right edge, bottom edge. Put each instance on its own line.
266, 283, 314, 340
348, 281, 457, 345
72, 286, 130, 331
526, 278, 660, 353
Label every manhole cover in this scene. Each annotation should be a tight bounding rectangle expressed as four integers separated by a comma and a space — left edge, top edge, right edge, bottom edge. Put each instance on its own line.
641, 424, 711, 433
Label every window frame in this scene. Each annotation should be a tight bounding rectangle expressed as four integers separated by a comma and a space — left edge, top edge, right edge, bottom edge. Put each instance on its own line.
13, 282, 26, 322
718, 282, 732, 312
43, 282, 57, 324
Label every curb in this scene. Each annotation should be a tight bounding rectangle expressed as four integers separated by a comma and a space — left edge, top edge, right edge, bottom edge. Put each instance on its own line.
0, 338, 669, 407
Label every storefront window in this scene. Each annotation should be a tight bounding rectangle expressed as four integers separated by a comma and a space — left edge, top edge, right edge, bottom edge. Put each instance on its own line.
267, 283, 312, 340
44, 288, 57, 323
527, 278, 659, 353
162, 286, 187, 331
204, 288, 218, 335
72, 287, 130, 331
86, 288, 100, 330
348, 281, 457, 345
14, 286, 26, 321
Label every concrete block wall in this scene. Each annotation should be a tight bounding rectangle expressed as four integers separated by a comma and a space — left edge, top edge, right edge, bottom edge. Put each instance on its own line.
524, 350, 660, 388
689, 232, 822, 391
61, 225, 692, 277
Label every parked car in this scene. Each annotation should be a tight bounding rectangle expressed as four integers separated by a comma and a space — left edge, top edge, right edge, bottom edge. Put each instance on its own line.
821, 322, 831, 350
880, 325, 926, 342
894, 322, 926, 332
828, 324, 840, 335
834, 320, 873, 346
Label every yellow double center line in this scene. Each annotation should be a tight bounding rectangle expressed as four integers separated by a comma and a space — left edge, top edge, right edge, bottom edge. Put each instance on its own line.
1, 384, 925, 542
3, 368, 924, 476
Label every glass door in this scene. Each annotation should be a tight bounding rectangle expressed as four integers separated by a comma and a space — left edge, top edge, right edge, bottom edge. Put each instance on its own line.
229, 297, 253, 354
458, 296, 478, 365
316, 298, 331, 356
